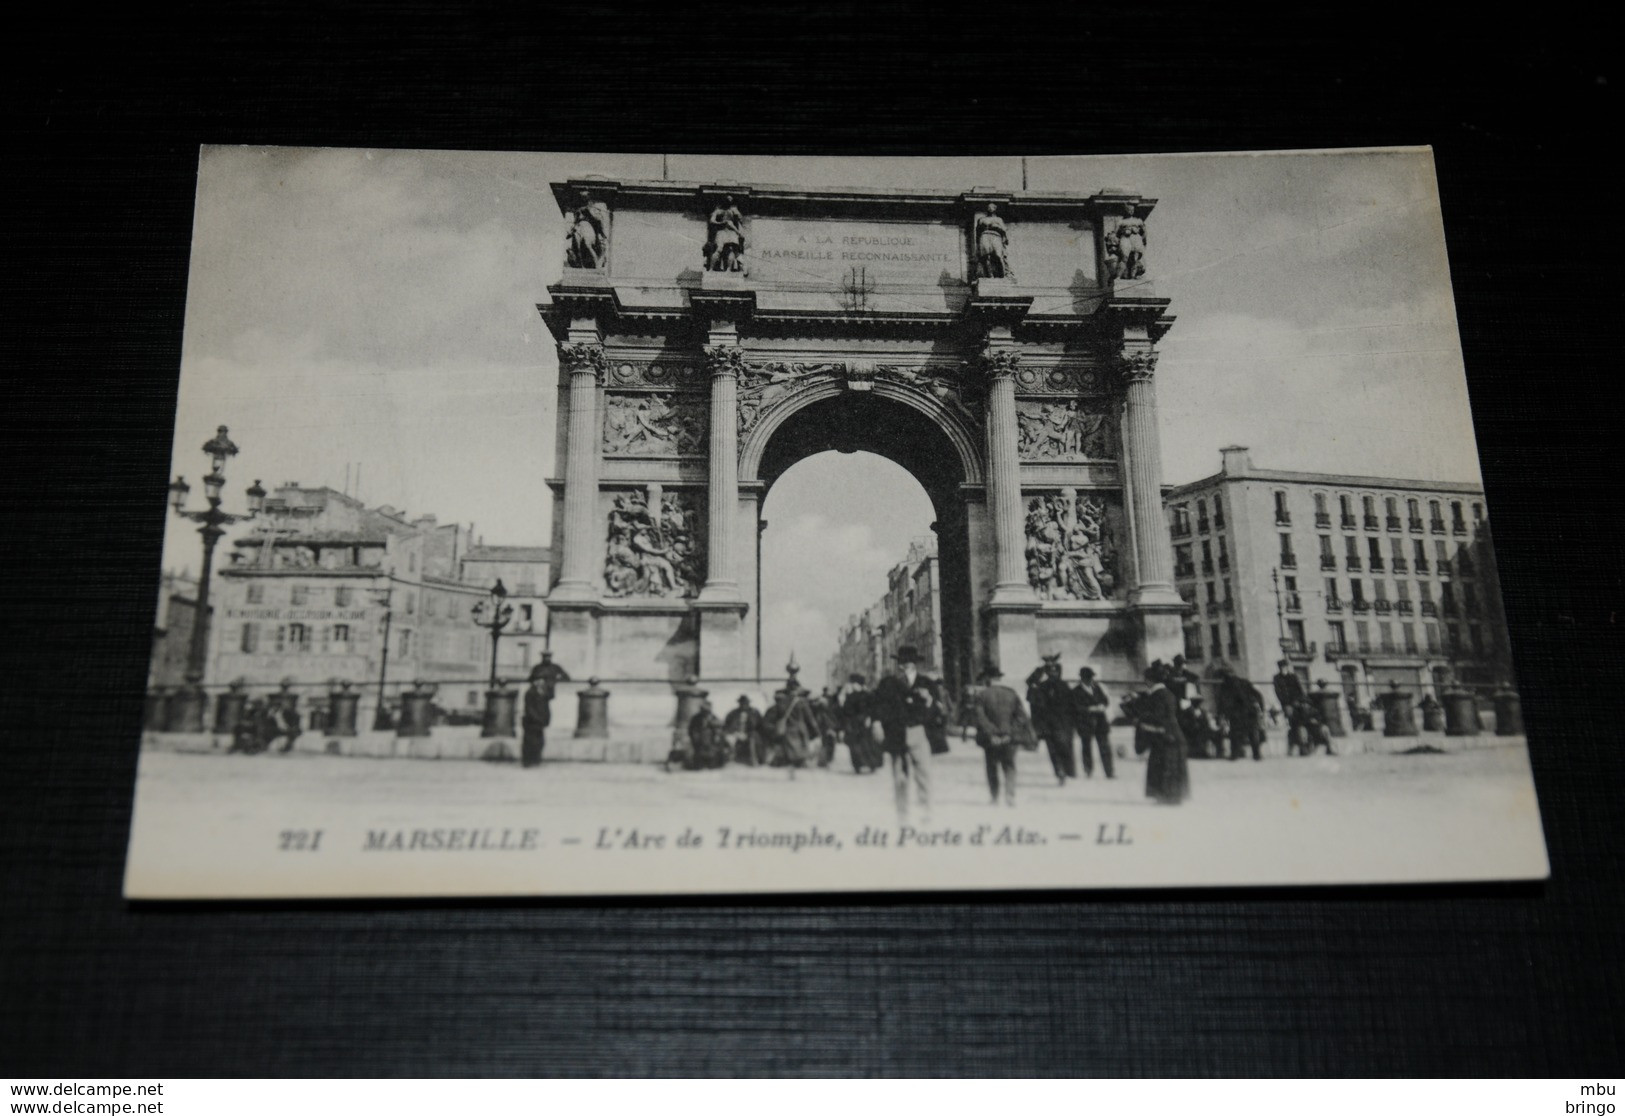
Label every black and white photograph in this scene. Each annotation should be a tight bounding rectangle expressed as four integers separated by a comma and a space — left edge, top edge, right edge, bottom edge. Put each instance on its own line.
123, 146, 1548, 899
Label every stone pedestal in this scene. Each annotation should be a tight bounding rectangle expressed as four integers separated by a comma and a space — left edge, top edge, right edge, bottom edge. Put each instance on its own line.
986, 605, 1040, 683
397, 691, 434, 738
695, 602, 749, 678
212, 688, 247, 736
1311, 687, 1347, 737
1494, 688, 1524, 736
166, 686, 206, 733
1443, 689, 1480, 736
575, 679, 610, 739
481, 687, 517, 738
1420, 700, 1445, 732
326, 688, 360, 737
1383, 691, 1418, 737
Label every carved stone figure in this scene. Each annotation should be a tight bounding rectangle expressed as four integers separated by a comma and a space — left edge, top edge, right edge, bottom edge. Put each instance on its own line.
1015, 400, 1112, 460
1024, 494, 1118, 601
603, 394, 706, 456
1104, 215, 1147, 281
703, 195, 746, 273
972, 203, 1012, 280
564, 191, 610, 269
874, 364, 976, 418
605, 490, 703, 599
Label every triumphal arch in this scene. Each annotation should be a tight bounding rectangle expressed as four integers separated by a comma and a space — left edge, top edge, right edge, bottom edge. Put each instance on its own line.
540, 178, 1181, 718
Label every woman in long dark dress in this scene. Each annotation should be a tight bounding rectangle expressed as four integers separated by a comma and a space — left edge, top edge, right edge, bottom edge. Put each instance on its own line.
1134, 664, 1191, 805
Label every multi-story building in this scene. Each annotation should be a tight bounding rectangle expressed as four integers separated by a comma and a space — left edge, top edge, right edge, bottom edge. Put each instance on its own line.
149, 570, 200, 689
1165, 447, 1512, 710
828, 536, 942, 688
205, 484, 546, 720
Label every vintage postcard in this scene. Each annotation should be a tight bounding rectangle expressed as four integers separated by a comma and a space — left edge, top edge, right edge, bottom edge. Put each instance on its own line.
124, 146, 1548, 898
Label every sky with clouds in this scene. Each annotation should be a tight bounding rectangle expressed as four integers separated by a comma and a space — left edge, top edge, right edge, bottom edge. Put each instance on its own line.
163, 147, 1483, 683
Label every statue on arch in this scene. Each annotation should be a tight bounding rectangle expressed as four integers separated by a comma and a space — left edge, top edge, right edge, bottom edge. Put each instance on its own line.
1104, 215, 1147, 281
972, 202, 1012, 280
564, 190, 610, 270
703, 195, 747, 273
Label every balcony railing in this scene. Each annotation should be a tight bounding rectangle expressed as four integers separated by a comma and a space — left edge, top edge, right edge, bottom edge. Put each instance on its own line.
1341, 515, 1357, 529
1201, 559, 1215, 575
1373, 600, 1392, 615
1364, 514, 1380, 530
1222, 598, 1235, 613
1280, 638, 1317, 660
1174, 564, 1195, 579
1275, 512, 1292, 526
1197, 518, 1210, 534
1395, 600, 1414, 615
1391, 558, 1408, 573
1346, 556, 1363, 571
1351, 600, 1371, 614
1285, 594, 1302, 613
1315, 513, 1332, 528
1171, 523, 1191, 539
1326, 599, 1344, 613
1415, 558, 1430, 573
1205, 602, 1221, 616
1420, 601, 1438, 617
1430, 519, 1447, 533
1280, 555, 1298, 570
1409, 518, 1425, 532
1320, 555, 1337, 570
1369, 557, 1385, 572
1324, 644, 1356, 661
1452, 521, 1468, 535
1386, 516, 1402, 531
1218, 556, 1230, 572
1226, 643, 1240, 658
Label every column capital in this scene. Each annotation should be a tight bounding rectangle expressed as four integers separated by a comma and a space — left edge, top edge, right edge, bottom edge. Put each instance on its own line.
1118, 347, 1159, 385
703, 343, 746, 381
974, 345, 1023, 382
558, 341, 607, 383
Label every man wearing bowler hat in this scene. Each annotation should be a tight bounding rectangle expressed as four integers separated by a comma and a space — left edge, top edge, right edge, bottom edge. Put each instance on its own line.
1026, 653, 1078, 785
973, 661, 1030, 806
872, 644, 940, 821
521, 652, 571, 768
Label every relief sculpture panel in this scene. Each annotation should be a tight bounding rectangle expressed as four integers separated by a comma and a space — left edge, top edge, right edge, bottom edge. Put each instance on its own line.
1015, 399, 1115, 461
605, 489, 703, 599
603, 393, 707, 456
1025, 492, 1121, 601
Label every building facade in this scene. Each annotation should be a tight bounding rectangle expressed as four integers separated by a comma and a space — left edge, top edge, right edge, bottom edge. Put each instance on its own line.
827, 536, 942, 686
205, 485, 548, 720
1165, 447, 1512, 710
148, 570, 200, 689
459, 544, 554, 684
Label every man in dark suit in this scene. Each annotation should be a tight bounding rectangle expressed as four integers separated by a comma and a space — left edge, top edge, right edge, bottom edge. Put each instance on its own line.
521, 653, 570, 768
1025, 654, 1077, 785
872, 645, 939, 821
1272, 658, 1311, 753
1216, 662, 1266, 761
973, 662, 1030, 806
1071, 666, 1115, 778
841, 673, 882, 774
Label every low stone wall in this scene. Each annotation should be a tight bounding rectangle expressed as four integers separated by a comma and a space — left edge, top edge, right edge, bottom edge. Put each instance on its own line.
139, 725, 676, 764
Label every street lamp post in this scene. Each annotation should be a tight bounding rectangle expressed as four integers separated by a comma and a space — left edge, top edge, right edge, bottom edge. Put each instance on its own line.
370, 586, 394, 731
471, 580, 516, 741
166, 425, 264, 732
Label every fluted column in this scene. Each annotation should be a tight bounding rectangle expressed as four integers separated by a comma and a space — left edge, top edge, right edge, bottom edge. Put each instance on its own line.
1120, 343, 1181, 605
552, 338, 607, 600
700, 343, 743, 599
981, 345, 1037, 606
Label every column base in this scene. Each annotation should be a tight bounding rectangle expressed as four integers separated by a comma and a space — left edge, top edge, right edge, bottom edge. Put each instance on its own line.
984, 605, 1040, 684
988, 581, 1040, 609
1128, 582, 1186, 609
547, 579, 600, 605
545, 602, 598, 680
696, 581, 742, 603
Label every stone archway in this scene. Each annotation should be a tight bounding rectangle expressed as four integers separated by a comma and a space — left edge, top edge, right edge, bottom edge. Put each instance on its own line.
748, 387, 980, 696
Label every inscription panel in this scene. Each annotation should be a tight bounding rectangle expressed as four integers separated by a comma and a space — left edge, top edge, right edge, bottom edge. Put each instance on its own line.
745, 218, 965, 287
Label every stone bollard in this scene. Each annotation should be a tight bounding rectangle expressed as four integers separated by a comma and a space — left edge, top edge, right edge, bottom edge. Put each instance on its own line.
1382, 685, 1418, 737
397, 682, 435, 738
166, 684, 206, 733
672, 676, 708, 732
275, 679, 301, 736
1311, 682, 1346, 738
1420, 697, 1445, 732
327, 680, 360, 738
213, 680, 248, 737
144, 688, 171, 732
1494, 687, 1524, 736
1443, 688, 1479, 737
482, 682, 517, 739
575, 677, 610, 739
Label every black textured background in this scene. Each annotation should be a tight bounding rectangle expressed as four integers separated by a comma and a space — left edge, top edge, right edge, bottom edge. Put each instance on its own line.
3, 5, 1620, 1077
